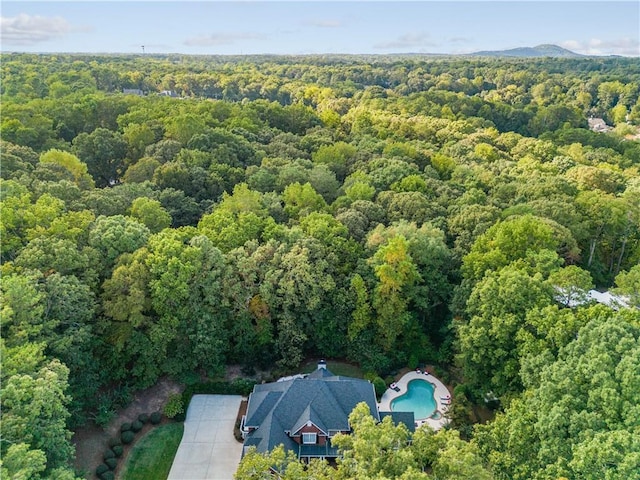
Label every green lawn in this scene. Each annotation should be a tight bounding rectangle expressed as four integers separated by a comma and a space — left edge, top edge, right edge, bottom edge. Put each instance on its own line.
300, 359, 364, 378
119, 423, 184, 480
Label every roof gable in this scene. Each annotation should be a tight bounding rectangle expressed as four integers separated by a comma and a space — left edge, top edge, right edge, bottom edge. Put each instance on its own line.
243, 372, 378, 455
307, 367, 335, 379
245, 410, 298, 455
290, 404, 328, 435
245, 390, 283, 427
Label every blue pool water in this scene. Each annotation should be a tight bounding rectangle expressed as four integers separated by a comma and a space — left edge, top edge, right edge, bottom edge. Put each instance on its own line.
391, 379, 437, 420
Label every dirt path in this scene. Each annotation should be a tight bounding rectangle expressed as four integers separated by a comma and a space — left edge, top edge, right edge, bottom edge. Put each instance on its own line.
73, 377, 183, 478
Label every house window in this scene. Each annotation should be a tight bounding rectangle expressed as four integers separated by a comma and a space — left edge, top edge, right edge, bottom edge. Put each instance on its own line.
302, 433, 317, 444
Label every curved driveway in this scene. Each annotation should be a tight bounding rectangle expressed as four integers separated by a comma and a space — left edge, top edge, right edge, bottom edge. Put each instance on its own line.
168, 395, 244, 480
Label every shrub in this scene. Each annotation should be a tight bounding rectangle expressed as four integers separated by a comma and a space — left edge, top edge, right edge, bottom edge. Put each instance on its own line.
107, 437, 121, 448
180, 379, 258, 412
181, 370, 201, 386
105, 457, 118, 470
120, 422, 132, 432
94, 401, 116, 428
121, 430, 135, 444
131, 419, 143, 432
96, 464, 109, 476
361, 353, 392, 376
138, 413, 149, 424
453, 384, 469, 398
433, 365, 452, 384
408, 353, 419, 370
100, 472, 115, 480
372, 376, 387, 400
163, 393, 184, 419
231, 378, 256, 396
103, 449, 115, 460
363, 372, 377, 382
112, 445, 123, 457
174, 408, 186, 422
111, 385, 133, 410
150, 411, 162, 425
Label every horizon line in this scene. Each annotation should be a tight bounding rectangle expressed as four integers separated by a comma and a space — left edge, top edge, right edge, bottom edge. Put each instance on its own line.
1, 50, 636, 58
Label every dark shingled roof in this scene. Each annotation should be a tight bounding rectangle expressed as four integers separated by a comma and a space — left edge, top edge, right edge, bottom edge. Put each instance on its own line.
243, 369, 378, 456
291, 404, 327, 435
380, 411, 416, 433
245, 391, 282, 428
307, 367, 334, 379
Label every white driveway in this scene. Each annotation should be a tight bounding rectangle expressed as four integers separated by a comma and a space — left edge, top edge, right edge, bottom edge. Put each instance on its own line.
168, 395, 244, 480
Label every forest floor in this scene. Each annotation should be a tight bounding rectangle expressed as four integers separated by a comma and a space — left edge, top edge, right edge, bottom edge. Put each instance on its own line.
73, 377, 183, 479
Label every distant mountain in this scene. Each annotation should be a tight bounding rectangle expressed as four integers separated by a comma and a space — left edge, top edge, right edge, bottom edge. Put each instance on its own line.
471, 44, 583, 58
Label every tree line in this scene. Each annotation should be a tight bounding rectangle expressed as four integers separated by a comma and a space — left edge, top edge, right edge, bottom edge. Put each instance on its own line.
1, 53, 639, 479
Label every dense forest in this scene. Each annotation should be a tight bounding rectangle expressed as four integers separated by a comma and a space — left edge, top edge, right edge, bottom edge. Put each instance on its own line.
1, 53, 640, 479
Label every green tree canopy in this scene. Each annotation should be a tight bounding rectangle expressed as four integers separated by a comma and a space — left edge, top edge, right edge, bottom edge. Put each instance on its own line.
72, 127, 127, 187
129, 197, 172, 233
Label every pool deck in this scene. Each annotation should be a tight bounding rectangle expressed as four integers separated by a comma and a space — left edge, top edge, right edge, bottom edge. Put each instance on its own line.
378, 371, 451, 431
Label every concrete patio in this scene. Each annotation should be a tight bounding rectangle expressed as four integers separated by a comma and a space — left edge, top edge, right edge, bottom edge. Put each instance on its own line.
378, 371, 451, 430
168, 395, 244, 480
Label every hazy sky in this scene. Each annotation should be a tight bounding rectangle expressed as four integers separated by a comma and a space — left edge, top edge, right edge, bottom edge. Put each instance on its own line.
2, 1, 639, 56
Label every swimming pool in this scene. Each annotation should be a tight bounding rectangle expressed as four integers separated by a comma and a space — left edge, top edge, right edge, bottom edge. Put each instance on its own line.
390, 379, 437, 420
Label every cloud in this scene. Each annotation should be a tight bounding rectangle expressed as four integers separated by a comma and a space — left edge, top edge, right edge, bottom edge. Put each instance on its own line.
1, 13, 73, 46
184, 32, 266, 47
304, 19, 342, 28
560, 37, 640, 56
373, 32, 439, 50
449, 37, 471, 45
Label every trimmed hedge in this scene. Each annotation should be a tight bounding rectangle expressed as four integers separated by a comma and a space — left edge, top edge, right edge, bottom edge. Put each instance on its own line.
150, 411, 162, 425
96, 464, 109, 476
121, 430, 135, 444
131, 419, 143, 432
107, 437, 121, 448
105, 457, 118, 470
177, 378, 257, 421
138, 413, 149, 424
120, 422, 132, 432
182, 378, 256, 400
112, 445, 123, 457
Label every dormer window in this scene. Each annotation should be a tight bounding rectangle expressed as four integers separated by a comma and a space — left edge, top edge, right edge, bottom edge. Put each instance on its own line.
302, 432, 317, 444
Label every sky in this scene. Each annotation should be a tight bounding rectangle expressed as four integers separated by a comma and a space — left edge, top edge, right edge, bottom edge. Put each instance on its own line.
1, 1, 639, 56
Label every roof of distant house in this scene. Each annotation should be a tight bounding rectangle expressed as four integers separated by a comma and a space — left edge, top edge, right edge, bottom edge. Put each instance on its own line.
588, 289, 629, 309
122, 88, 144, 95
555, 287, 630, 309
588, 117, 612, 132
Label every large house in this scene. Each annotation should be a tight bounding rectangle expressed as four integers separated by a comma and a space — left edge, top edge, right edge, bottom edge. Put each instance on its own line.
241, 361, 414, 462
